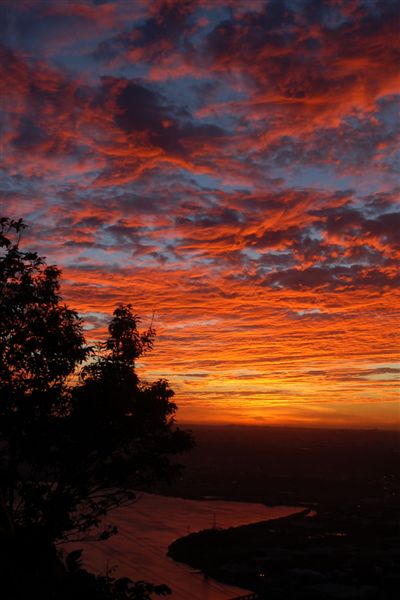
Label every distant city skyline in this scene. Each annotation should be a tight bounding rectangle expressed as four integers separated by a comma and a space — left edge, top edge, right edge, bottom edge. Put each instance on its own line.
1, 0, 399, 427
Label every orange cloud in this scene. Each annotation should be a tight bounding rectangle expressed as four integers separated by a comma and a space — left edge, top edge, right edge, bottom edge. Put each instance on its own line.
1, 0, 399, 428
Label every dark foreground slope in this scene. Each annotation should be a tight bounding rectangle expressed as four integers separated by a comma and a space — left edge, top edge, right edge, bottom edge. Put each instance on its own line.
162, 426, 400, 600
168, 496, 400, 600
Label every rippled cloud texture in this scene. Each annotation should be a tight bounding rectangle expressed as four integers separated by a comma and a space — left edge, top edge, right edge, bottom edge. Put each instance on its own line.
1, 0, 399, 427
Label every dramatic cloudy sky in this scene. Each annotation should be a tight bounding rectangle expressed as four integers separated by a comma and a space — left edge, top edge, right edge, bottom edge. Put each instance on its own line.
1, 0, 399, 427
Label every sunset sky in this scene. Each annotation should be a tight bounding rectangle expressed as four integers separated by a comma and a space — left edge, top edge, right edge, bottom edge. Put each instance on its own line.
1, 0, 399, 428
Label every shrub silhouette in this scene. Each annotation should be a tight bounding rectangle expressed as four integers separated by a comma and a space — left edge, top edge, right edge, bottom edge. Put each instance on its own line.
0, 217, 193, 598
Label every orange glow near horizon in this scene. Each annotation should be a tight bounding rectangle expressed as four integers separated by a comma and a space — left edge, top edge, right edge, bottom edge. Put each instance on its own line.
57, 263, 399, 429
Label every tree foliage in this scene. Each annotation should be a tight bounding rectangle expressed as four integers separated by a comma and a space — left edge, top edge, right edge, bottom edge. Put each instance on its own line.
0, 217, 193, 598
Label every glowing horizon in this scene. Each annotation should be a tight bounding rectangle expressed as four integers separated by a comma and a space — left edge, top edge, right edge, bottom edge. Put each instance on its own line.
1, 0, 399, 428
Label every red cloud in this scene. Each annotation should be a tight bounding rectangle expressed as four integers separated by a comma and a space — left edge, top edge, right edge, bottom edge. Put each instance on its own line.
1, 0, 399, 428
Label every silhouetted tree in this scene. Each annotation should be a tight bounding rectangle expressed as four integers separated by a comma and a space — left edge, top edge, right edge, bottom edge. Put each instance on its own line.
0, 217, 193, 598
